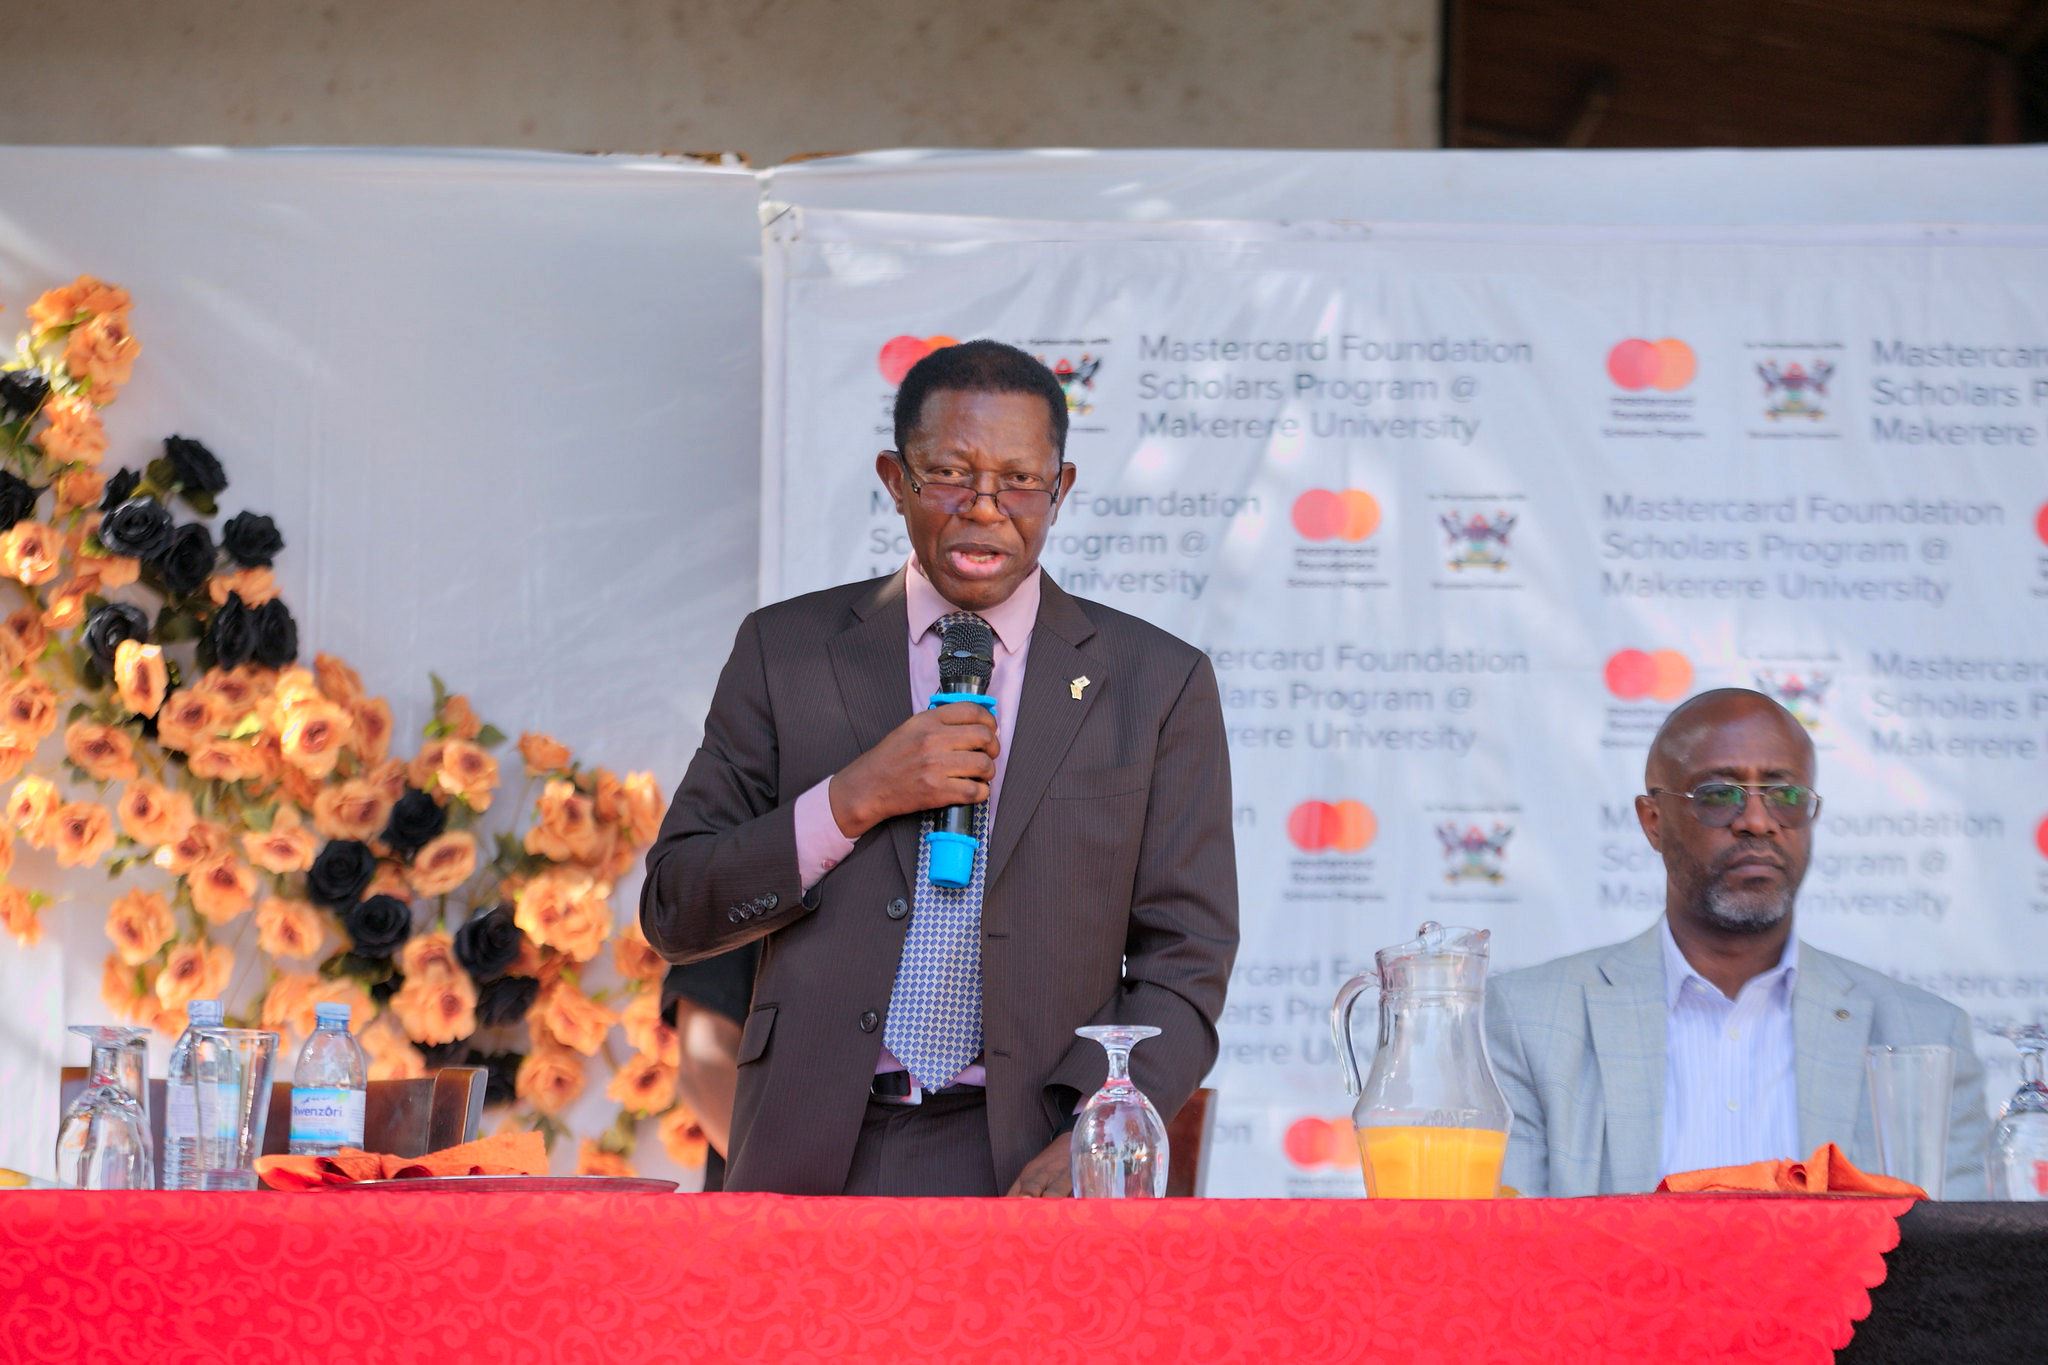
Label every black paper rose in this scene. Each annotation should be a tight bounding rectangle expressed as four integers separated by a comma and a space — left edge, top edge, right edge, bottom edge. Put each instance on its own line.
150, 522, 216, 597
419, 1040, 469, 1069
250, 598, 297, 667
99, 468, 139, 513
220, 510, 283, 568
382, 787, 447, 858
81, 602, 151, 671
163, 435, 227, 495
343, 893, 412, 958
307, 839, 378, 908
475, 977, 539, 1028
453, 906, 523, 983
0, 470, 38, 531
467, 1049, 523, 1107
204, 592, 254, 669
0, 369, 50, 419
98, 496, 175, 560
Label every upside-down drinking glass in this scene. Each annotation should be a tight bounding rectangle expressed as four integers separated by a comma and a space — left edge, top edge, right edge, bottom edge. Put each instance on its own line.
1069, 1025, 1169, 1198
1989, 1024, 2048, 1201
56, 1026, 155, 1190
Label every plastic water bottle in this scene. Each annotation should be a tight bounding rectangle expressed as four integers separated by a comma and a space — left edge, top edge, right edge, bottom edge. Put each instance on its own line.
288, 1003, 368, 1156
162, 999, 224, 1190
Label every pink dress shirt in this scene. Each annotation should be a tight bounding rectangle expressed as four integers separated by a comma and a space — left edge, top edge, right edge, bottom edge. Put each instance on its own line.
790, 558, 1041, 1083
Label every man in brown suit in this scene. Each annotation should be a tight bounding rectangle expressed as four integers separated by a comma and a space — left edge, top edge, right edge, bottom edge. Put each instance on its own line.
641, 341, 1238, 1196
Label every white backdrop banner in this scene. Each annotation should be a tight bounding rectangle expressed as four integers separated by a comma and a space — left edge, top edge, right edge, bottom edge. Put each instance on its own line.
764, 204, 2048, 1196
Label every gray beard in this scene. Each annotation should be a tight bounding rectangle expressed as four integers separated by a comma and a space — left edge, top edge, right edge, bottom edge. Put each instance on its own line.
1699, 880, 1794, 934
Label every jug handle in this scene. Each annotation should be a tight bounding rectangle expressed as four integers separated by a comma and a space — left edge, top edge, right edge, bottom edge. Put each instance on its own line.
1330, 973, 1378, 1098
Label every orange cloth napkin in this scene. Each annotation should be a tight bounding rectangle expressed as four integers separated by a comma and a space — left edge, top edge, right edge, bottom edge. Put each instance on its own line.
1656, 1142, 1926, 1198
255, 1131, 548, 1191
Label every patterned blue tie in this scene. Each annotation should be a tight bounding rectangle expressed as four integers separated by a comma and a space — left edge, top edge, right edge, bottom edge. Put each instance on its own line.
883, 611, 990, 1091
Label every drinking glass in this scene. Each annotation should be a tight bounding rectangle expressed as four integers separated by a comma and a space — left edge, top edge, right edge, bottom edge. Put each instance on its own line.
193, 1028, 278, 1191
1069, 1025, 1169, 1198
1866, 1043, 1953, 1199
56, 1026, 155, 1190
1988, 1024, 2048, 1201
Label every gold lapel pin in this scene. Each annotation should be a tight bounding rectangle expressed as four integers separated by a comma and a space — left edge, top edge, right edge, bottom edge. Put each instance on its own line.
1070, 675, 1091, 701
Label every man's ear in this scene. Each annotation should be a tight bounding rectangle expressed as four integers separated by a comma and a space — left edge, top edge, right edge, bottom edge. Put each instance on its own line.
1050, 460, 1077, 524
875, 451, 906, 514
1636, 793, 1663, 852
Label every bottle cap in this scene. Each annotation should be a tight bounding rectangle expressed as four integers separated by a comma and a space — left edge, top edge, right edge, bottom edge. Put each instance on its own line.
314, 1002, 352, 1027
188, 999, 224, 1026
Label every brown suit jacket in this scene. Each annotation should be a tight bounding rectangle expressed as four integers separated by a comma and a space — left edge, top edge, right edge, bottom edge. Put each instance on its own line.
640, 568, 1239, 1194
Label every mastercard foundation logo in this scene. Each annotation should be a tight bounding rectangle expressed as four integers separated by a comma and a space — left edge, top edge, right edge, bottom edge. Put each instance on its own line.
877, 334, 961, 386
1283, 1116, 1356, 1170
1292, 489, 1381, 542
2036, 815, 2048, 859
2035, 501, 2047, 547
1287, 800, 1377, 853
1606, 337, 1696, 392
1604, 649, 1693, 703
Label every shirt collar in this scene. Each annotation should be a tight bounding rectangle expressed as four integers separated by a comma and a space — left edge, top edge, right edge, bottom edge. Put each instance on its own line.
904, 556, 1039, 655
1660, 916, 1800, 1010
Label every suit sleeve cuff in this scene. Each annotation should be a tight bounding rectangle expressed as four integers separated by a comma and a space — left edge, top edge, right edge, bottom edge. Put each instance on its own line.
793, 776, 857, 892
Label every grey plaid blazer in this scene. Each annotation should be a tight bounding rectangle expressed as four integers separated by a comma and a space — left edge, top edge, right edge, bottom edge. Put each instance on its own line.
1485, 922, 1990, 1197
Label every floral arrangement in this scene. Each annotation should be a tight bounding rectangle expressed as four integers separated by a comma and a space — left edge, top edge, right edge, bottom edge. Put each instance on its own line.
0, 277, 701, 1173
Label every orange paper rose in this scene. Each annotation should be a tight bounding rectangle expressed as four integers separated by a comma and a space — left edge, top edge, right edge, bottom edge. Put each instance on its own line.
64, 721, 139, 784
0, 884, 41, 947
533, 979, 616, 1057
255, 896, 325, 960
155, 939, 233, 1011
434, 740, 498, 811
36, 396, 106, 465
52, 800, 115, 867
518, 731, 571, 775
407, 831, 478, 898
106, 888, 175, 966
515, 1044, 586, 1116
117, 780, 196, 847
604, 1052, 679, 1116
658, 1104, 710, 1168
513, 869, 613, 963
389, 971, 478, 1047
113, 641, 169, 718
189, 851, 259, 923
242, 807, 318, 875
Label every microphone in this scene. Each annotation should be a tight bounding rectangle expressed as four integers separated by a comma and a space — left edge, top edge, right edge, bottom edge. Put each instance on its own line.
924, 616, 995, 889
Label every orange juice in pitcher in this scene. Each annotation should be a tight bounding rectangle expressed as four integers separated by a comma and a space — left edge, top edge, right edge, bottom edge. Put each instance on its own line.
1331, 922, 1513, 1199
1356, 1125, 1508, 1199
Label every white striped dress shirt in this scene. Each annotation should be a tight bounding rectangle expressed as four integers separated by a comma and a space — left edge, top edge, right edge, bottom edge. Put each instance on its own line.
1660, 920, 1801, 1179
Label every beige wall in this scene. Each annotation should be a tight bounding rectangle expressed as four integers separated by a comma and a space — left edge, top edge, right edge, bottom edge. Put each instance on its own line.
0, 0, 1438, 163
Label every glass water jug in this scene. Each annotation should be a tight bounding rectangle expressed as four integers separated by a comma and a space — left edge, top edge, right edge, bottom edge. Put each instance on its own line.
1330, 921, 1512, 1198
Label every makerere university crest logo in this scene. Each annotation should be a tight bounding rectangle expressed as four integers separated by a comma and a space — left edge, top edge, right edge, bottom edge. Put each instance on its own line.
1755, 669, 1831, 729
1757, 358, 1834, 421
1438, 509, 1515, 572
1042, 352, 1102, 417
1437, 822, 1512, 884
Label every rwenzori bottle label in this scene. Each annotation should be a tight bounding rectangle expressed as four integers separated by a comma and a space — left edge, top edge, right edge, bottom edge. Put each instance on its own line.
290, 1087, 366, 1147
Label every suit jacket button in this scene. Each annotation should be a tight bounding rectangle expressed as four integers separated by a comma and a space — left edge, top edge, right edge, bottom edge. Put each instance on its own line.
761, 892, 779, 911
727, 908, 744, 923
886, 897, 909, 920
858, 1010, 879, 1033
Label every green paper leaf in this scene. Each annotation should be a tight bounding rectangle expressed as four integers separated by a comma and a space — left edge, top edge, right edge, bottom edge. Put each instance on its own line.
145, 457, 176, 489
474, 724, 506, 749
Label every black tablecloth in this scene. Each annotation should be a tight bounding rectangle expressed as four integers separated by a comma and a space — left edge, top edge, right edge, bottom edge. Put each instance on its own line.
1842, 1203, 2048, 1362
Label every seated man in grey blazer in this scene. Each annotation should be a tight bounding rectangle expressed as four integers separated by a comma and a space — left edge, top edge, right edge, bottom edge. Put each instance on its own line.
1486, 687, 1987, 1197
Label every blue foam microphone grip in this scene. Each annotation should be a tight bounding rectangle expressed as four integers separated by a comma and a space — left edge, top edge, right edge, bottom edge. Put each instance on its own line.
924, 691, 996, 888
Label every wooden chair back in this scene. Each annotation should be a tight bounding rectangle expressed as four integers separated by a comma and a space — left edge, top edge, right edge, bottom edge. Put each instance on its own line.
1164, 1087, 1216, 1197
58, 1067, 487, 1162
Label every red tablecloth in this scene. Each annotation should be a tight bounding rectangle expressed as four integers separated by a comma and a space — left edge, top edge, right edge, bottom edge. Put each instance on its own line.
0, 1192, 1907, 1363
